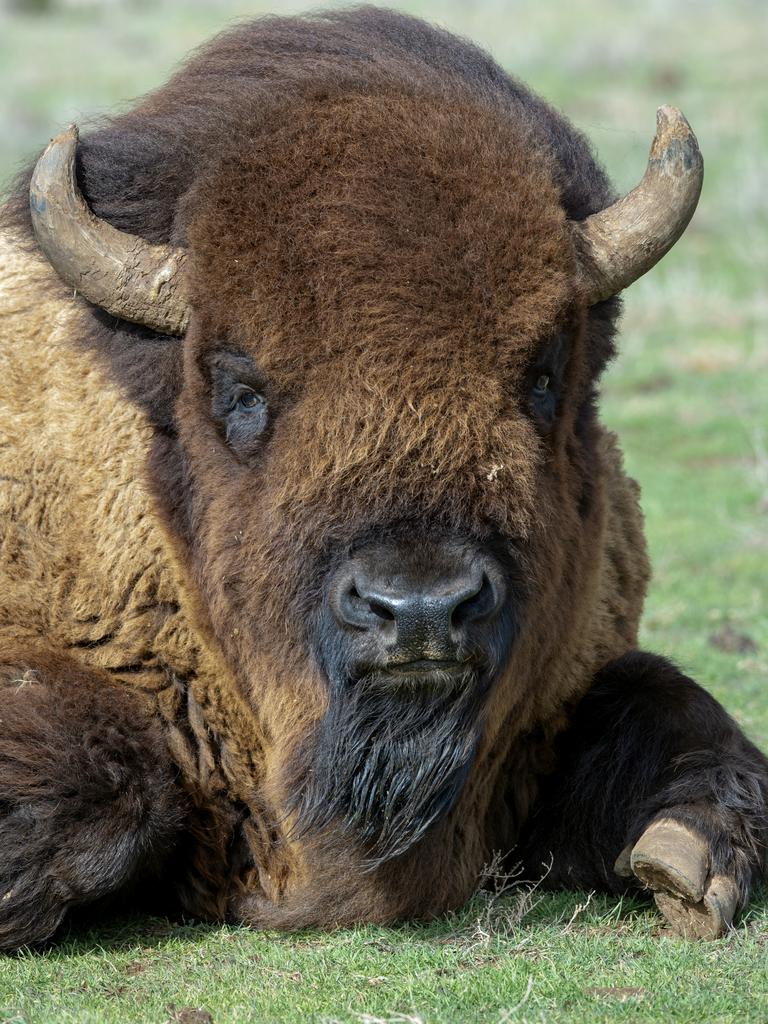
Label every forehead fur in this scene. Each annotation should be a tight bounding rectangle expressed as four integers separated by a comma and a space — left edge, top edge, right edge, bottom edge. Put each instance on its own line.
186, 87, 576, 387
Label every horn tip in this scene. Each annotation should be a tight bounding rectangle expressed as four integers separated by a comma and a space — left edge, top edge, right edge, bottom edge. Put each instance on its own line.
651, 105, 702, 174
32, 125, 79, 199
654, 105, 697, 145
48, 124, 79, 150
656, 104, 686, 124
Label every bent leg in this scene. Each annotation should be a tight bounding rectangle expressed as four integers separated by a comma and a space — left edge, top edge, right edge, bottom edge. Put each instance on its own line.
0, 649, 185, 951
518, 651, 768, 938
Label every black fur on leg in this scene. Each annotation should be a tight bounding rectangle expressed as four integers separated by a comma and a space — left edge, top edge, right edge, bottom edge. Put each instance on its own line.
0, 650, 186, 952
517, 651, 768, 908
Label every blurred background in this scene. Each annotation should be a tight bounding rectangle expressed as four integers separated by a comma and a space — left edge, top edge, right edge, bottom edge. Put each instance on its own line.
0, 0, 766, 740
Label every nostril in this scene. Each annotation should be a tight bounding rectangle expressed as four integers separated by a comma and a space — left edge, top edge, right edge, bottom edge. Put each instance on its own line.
451, 573, 500, 629
349, 584, 395, 622
350, 583, 396, 622
334, 580, 397, 631
368, 599, 396, 622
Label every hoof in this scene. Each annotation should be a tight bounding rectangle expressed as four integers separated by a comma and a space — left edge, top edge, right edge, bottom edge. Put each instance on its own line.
623, 816, 738, 939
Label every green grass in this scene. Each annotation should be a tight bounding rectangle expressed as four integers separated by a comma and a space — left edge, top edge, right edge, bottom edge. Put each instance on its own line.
1, 0, 767, 1021
1, 892, 767, 1024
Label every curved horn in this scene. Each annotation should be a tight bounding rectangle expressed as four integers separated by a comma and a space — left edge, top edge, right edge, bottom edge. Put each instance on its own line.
29, 125, 190, 335
573, 106, 704, 305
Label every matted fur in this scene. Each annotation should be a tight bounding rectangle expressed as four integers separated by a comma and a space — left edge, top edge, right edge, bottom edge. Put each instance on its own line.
0, 7, 766, 945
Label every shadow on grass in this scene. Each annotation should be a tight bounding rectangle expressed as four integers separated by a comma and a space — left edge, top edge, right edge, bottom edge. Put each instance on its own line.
11, 882, 768, 962
12, 914, 224, 961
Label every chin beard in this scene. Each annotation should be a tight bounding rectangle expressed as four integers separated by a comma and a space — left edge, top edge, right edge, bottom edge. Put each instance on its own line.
285, 668, 487, 867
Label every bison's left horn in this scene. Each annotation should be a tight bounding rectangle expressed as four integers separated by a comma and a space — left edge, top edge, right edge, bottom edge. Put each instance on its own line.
29, 125, 190, 335
572, 106, 704, 305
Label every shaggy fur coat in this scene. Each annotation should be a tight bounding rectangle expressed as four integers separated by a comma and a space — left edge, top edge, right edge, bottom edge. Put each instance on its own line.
1, 9, 763, 943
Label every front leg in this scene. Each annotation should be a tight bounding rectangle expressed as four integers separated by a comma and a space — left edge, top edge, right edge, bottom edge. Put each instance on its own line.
0, 648, 186, 951
518, 651, 768, 938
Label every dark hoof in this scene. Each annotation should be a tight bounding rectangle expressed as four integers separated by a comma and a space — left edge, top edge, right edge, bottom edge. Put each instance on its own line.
616, 815, 738, 939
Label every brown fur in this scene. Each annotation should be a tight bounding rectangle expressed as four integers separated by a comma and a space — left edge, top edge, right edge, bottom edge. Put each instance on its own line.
0, 648, 184, 950
0, 8, 764, 945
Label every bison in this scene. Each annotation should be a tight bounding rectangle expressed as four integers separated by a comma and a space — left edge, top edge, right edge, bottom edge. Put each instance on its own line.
0, 7, 766, 951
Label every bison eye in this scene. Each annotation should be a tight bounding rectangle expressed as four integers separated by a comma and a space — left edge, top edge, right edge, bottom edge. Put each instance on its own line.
529, 369, 557, 427
234, 387, 263, 412
225, 385, 268, 444
208, 350, 271, 455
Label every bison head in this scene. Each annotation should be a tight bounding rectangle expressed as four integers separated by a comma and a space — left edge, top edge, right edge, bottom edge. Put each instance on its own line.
28, 79, 701, 868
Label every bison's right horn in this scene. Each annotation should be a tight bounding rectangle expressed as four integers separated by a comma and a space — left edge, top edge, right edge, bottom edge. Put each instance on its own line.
572, 106, 704, 305
29, 125, 190, 336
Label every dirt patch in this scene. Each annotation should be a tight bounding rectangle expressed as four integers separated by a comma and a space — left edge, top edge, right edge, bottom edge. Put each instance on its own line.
584, 986, 646, 1001
166, 1007, 213, 1024
708, 625, 758, 654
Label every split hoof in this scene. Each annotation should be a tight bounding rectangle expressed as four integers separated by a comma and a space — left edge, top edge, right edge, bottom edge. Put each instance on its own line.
619, 816, 738, 939
653, 875, 739, 940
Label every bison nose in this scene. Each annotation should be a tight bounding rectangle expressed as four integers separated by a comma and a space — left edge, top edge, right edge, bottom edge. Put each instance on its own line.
330, 562, 504, 659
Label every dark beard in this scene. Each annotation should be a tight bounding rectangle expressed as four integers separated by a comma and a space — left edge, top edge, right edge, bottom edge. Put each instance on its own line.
286, 668, 486, 866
